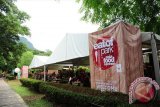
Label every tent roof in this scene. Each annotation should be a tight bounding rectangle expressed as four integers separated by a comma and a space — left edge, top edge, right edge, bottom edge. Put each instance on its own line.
141, 32, 160, 49
142, 32, 160, 42
29, 55, 49, 69
46, 32, 160, 66
46, 33, 89, 65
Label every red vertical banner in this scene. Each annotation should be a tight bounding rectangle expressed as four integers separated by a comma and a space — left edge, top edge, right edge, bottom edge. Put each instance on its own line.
21, 66, 28, 78
92, 36, 118, 70
89, 21, 144, 94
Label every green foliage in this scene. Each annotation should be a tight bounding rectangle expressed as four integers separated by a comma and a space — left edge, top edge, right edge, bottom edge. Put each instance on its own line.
20, 78, 43, 92
48, 82, 103, 96
28, 99, 53, 107
17, 48, 52, 68
39, 82, 131, 107
77, 66, 90, 72
6, 74, 15, 80
0, 0, 30, 72
0, 72, 3, 78
31, 49, 52, 56
48, 82, 128, 99
7, 80, 53, 107
77, 0, 160, 34
0, 43, 27, 72
39, 82, 92, 106
75, 66, 90, 87
40, 82, 160, 107
17, 51, 34, 68
7, 80, 37, 96
19, 78, 160, 107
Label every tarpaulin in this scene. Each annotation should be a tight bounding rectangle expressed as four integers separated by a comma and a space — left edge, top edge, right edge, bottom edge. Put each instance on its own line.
89, 21, 144, 93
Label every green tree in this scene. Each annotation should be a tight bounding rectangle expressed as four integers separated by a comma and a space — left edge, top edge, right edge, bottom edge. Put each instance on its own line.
31, 49, 52, 56
0, 0, 30, 71
77, 0, 160, 34
45, 49, 52, 56
16, 48, 52, 69
0, 43, 27, 72
17, 51, 34, 68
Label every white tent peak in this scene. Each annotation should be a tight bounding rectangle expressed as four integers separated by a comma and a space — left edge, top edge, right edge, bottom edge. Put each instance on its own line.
34, 55, 49, 62
29, 55, 49, 69
46, 33, 89, 65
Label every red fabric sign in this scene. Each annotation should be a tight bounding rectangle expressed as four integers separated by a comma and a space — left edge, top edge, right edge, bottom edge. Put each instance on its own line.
89, 21, 144, 94
92, 36, 118, 70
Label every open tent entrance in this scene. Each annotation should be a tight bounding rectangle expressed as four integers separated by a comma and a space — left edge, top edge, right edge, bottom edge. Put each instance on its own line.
142, 32, 160, 84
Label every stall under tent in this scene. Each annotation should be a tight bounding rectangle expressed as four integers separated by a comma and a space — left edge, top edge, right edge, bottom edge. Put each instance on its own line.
29, 55, 49, 81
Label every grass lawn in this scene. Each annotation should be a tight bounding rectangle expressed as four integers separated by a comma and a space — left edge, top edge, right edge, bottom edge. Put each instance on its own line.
6, 80, 53, 107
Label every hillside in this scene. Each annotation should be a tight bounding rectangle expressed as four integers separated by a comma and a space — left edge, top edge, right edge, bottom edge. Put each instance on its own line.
19, 36, 36, 50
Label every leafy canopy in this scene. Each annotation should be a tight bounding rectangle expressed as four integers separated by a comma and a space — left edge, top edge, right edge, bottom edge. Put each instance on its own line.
0, 0, 30, 71
17, 49, 52, 68
17, 51, 34, 68
77, 0, 160, 34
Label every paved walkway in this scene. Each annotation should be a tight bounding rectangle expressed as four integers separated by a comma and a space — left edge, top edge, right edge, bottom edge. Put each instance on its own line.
0, 78, 28, 107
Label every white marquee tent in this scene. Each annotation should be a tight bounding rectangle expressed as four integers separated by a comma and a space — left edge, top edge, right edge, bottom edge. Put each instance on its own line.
46, 32, 160, 85
46, 33, 89, 66
29, 32, 160, 83
46, 32, 160, 65
29, 55, 49, 69
28, 32, 160, 68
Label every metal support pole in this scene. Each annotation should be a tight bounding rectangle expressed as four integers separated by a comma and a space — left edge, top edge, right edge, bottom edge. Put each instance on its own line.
44, 65, 46, 82
151, 33, 160, 99
151, 34, 160, 84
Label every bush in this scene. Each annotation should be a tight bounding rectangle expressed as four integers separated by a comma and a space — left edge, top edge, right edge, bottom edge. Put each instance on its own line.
75, 67, 90, 87
20, 78, 43, 92
39, 82, 130, 107
0, 72, 3, 78
48, 82, 101, 96
40, 82, 96, 106
19, 79, 160, 107
6, 74, 15, 80
48, 82, 128, 99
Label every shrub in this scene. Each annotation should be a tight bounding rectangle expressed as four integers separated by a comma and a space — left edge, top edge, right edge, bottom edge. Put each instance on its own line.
20, 78, 43, 92
39, 82, 130, 107
48, 82, 102, 96
19, 79, 160, 107
40, 82, 96, 106
6, 74, 15, 80
48, 82, 128, 99
0, 72, 3, 78
75, 67, 90, 87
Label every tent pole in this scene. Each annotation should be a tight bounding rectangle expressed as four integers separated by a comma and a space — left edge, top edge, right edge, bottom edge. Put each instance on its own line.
151, 34, 160, 84
151, 33, 160, 99
44, 65, 46, 81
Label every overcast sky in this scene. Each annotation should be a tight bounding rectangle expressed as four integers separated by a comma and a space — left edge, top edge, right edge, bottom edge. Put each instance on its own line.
16, 0, 98, 51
